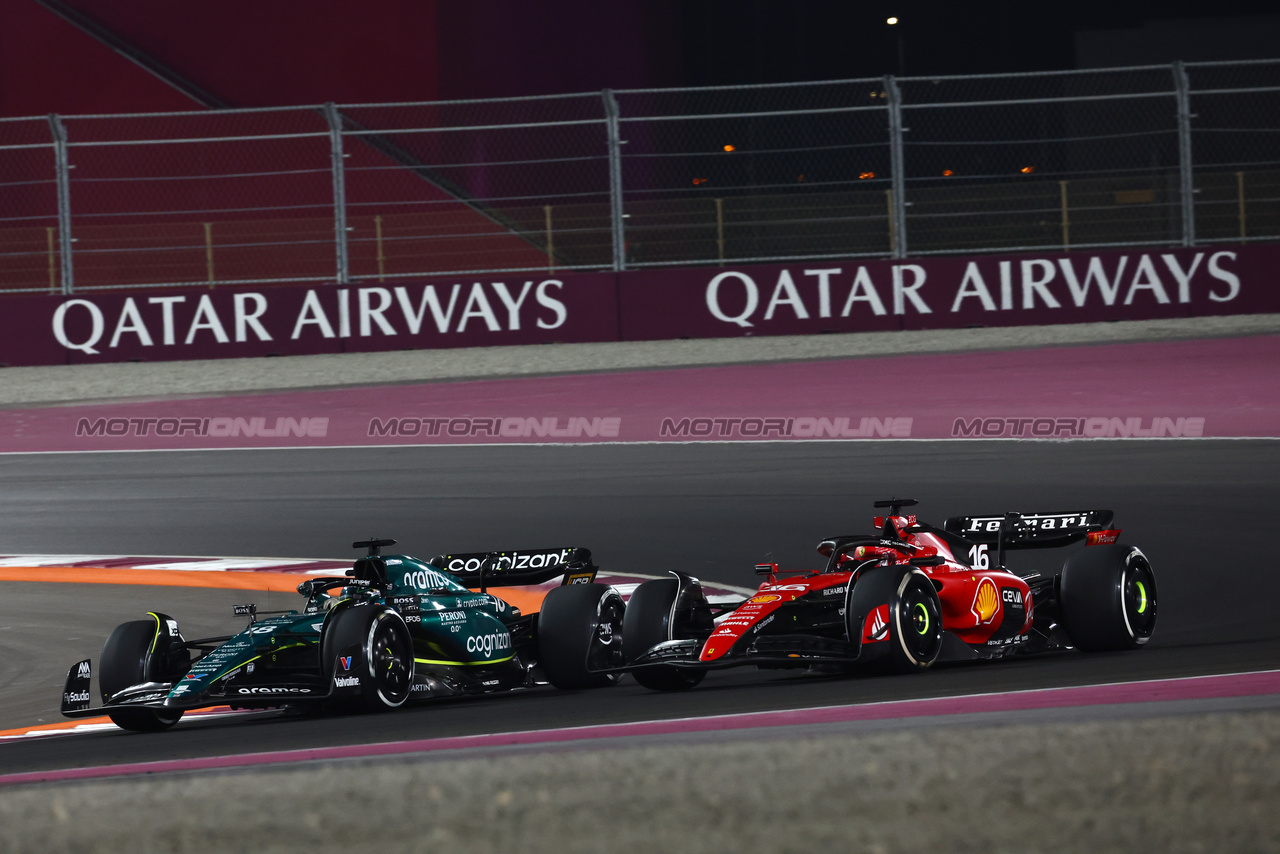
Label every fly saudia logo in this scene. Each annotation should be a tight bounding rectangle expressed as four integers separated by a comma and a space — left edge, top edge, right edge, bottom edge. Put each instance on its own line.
863, 605, 889, 642
971, 578, 1000, 624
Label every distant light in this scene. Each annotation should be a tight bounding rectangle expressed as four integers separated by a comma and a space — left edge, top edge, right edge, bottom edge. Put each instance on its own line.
942, 169, 954, 176
886, 16, 899, 25
692, 178, 708, 185
1020, 166, 1036, 174
797, 174, 805, 182
859, 171, 876, 180
723, 144, 736, 152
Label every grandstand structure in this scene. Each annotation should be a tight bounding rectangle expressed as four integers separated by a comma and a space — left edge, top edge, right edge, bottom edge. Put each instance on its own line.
0, 2, 1276, 294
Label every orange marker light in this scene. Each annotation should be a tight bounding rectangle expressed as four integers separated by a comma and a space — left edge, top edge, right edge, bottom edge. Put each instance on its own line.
859, 171, 876, 180
723, 144, 736, 152
1020, 166, 1036, 174
942, 169, 954, 176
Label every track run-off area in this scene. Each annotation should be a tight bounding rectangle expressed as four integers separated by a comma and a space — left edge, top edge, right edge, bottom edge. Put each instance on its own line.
0, 329, 1278, 852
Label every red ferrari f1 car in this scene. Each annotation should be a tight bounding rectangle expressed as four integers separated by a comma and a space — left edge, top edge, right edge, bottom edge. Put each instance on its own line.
537, 499, 1157, 691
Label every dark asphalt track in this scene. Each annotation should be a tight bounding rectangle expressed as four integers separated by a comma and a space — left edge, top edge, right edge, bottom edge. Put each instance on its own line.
1, 440, 1278, 775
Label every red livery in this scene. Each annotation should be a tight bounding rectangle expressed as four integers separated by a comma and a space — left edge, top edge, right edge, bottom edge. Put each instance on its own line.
541, 498, 1158, 691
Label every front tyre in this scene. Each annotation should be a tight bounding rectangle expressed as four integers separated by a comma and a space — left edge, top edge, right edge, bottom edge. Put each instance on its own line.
537, 584, 625, 689
1059, 545, 1157, 652
321, 605, 414, 712
99, 620, 183, 733
847, 567, 943, 674
622, 578, 705, 691
887, 570, 944, 672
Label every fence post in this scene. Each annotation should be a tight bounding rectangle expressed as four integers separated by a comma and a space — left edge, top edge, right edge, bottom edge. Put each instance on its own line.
47, 113, 74, 295
204, 222, 215, 285
1172, 61, 1195, 248
45, 227, 56, 293
323, 102, 351, 284
884, 76, 908, 259
1059, 180, 1070, 250
375, 214, 385, 281
602, 89, 626, 272
544, 204, 555, 272
714, 197, 725, 265
1236, 171, 1247, 240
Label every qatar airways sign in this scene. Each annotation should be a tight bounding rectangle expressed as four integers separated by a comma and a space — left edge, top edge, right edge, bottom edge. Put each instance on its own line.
2, 276, 618, 366
616, 245, 1277, 339
2, 244, 1276, 367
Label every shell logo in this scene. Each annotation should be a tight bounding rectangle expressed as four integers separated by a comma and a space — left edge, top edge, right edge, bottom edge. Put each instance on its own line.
748, 594, 782, 605
971, 578, 1000, 624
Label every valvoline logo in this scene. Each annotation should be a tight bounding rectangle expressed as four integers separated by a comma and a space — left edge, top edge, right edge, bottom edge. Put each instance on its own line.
339, 656, 354, 671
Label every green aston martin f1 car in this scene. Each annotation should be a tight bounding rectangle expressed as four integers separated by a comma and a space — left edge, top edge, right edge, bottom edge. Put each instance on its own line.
60, 539, 624, 731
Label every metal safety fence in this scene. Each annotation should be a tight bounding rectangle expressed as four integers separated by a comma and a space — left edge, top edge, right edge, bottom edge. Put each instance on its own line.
1, 59, 1277, 294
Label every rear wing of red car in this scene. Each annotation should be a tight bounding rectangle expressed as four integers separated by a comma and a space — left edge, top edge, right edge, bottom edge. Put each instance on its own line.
943, 510, 1117, 549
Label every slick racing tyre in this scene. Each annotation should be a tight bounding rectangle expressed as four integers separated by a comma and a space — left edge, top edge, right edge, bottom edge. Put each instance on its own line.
99, 620, 184, 733
622, 578, 705, 691
321, 605, 414, 712
1059, 544, 1157, 651
537, 583, 624, 689
847, 567, 943, 673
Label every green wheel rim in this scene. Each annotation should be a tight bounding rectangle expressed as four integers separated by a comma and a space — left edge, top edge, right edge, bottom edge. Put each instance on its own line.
913, 601, 931, 635
1135, 581, 1148, 614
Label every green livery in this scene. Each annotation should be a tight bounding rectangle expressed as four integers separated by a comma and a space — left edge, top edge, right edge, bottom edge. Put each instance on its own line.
61, 539, 626, 732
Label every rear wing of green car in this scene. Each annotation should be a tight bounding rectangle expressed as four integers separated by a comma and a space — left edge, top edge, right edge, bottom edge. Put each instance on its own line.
431, 547, 598, 589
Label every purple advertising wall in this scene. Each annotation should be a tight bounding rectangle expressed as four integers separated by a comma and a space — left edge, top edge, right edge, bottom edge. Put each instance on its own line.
3, 244, 1276, 367
617, 244, 1279, 339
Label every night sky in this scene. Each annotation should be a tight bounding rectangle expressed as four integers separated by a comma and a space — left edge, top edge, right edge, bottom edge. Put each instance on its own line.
677, 0, 1280, 83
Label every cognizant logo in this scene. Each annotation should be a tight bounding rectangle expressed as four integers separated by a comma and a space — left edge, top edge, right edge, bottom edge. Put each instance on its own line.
465, 632, 512, 658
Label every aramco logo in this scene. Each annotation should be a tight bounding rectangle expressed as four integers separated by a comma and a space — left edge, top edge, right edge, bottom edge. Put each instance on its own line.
971, 578, 1000, 624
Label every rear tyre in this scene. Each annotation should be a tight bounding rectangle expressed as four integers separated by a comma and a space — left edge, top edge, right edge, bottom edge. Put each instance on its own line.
1059, 545, 1157, 651
537, 584, 624, 689
321, 605, 414, 712
100, 620, 183, 733
622, 578, 705, 691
